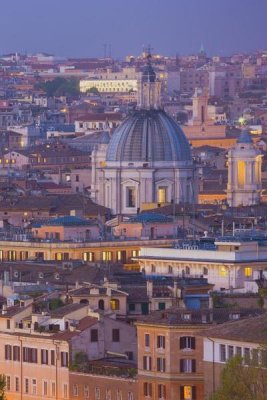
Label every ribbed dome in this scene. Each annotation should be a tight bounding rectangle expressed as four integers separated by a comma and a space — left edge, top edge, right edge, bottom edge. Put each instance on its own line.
106, 110, 192, 162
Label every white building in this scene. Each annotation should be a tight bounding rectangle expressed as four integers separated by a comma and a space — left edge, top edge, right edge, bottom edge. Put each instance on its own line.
227, 130, 262, 207
136, 239, 267, 291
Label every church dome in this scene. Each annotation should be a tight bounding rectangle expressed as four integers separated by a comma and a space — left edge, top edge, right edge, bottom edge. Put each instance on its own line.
106, 109, 192, 162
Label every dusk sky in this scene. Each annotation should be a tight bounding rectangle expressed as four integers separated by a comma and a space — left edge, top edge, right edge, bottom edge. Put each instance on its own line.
1, 0, 267, 58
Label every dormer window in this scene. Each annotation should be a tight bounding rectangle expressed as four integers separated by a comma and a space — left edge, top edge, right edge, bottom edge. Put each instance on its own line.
182, 313, 191, 321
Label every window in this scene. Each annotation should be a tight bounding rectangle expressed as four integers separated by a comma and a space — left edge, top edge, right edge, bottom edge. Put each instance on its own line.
6, 319, 10, 329
144, 382, 152, 396
180, 336, 196, 350
244, 267, 252, 278
129, 303, 135, 312
63, 384, 68, 399
91, 329, 98, 342
236, 346, 242, 357
151, 264, 156, 273
43, 380, 48, 396
157, 357, 166, 372
41, 349, 48, 365
116, 389, 122, 400
61, 352, 69, 367
6, 376, 10, 391
158, 302, 165, 310
219, 266, 227, 277
15, 377, 19, 392
51, 350, 55, 365
180, 385, 196, 400
102, 251, 112, 261
5, 345, 12, 360
158, 384, 166, 399
51, 382, 56, 397
228, 345, 234, 359
95, 387, 101, 400
220, 344, 226, 362
32, 379, 37, 395
158, 187, 167, 203
84, 385, 89, 398
145, 333, 150, 348
112, 329, 120, 342
106, 389, 111, 400
128, 392, 134, 400
23, 347, 38, 363
203, 267, 208, 275
252, 349, 259, 365
244, 348, 250, 364
13, 346, 20, 361
83, 252, 94, 262
110, 298, 120, 310
168, 265, 173, 274
73, 384, 78, 397
24, 378, 29, 394
126, 187, 136, 208
143, 356, 152, 370
180, 359, 196, 373
157, 335, 165, 349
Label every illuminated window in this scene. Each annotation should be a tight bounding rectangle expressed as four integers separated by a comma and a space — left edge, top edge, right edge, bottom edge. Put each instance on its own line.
110, 299, 120, 311
83, 252, 94, 262
132, 250, 140, 257
102, 251, 112, 261
180, 385, 196, 400
244, 267, 252, 277
237, 160, 246, 188
219, 266, 227, 277
158, 186, 167, 203
55, 253, 63, 261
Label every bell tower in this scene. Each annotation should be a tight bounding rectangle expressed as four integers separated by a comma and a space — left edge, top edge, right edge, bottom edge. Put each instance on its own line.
227, 130, 262, 207
137, 53, 161, 110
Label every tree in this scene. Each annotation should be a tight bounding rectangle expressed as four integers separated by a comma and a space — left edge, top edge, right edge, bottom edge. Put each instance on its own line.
0, 374, 6, 400
36, 77, 80, 97
211, 355, 267, 400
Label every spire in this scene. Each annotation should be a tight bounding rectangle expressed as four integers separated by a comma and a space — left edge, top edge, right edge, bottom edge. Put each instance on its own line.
138, 47, 161, 110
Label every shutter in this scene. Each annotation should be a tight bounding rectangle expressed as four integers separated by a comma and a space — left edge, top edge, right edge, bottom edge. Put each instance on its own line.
192, 386, 196, 400
143, 356, 146, 370
192, 359, 196, 373
192, 337, 196, 349
180, 337, 184, 349
149, 356, 152, 370
163, 336, 165, 349
157, 358, 160, 371
144, 383, 147, 397
5, 345, 7, 360
163, 358, 166, 372
180, 359, 184, 373
180, 386, 184, 400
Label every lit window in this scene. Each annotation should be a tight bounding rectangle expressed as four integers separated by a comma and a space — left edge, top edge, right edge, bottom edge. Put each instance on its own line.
158, 187, 167, 203
102, 251, 112, 261
219, 266, 227, 277
244, 267, 252, 277
110, 299, 120, 311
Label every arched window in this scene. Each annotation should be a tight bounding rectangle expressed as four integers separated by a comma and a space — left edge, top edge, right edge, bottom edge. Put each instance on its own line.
80, 299, 89, 305
110, 299, 120, 311
98, 299, 105, 310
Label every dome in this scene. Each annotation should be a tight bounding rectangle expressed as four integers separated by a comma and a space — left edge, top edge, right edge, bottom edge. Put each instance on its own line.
237, 129, 253, 144
106, 109, 192, 162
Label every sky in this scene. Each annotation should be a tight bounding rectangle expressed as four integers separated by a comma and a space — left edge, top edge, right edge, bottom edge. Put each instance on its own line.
0, 0, 267, 58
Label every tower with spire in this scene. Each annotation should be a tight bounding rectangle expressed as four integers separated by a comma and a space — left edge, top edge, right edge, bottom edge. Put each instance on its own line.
137, 52, 161, 110
227, 129, 262, 207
